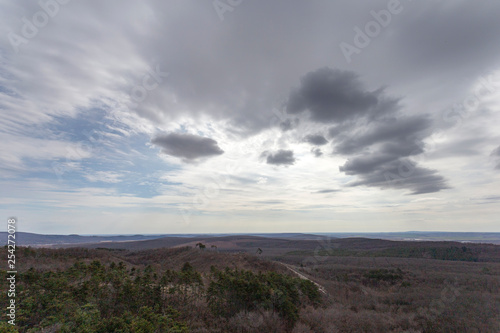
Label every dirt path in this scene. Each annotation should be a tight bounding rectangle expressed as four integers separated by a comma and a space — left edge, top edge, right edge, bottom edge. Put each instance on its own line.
277, 262, 327, 295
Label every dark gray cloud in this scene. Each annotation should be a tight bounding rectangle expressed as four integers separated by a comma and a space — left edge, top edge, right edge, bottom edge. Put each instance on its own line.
304, 134, 328, 146
340, 154, 397, 175
311, 148, 323, 157
151, 133, 224, 161
264, 150, 295, 166
334, 115, 448, 194
334, 116, 431, 155
286, 68, 394, 123
345, 159, 449, 195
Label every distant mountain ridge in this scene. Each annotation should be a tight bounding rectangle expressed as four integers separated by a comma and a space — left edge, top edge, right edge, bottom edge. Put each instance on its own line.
0, 231, 326, 247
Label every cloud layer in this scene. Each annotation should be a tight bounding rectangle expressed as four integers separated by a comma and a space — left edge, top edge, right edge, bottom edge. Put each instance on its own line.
1, 1, 500, 233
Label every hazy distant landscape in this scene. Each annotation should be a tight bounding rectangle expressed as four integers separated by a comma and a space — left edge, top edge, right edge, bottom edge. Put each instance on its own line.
3, 231, 500, 248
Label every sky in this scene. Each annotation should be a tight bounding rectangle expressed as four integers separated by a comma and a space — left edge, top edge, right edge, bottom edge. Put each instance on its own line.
1, 0, 500, 234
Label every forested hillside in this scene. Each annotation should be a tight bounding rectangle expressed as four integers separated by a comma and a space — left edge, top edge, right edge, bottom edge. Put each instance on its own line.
0, 247, 320, 332
1, 244, 499, 332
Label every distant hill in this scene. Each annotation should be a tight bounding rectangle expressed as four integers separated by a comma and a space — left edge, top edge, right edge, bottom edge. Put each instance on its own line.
56, 235, 500, 262
0, 231, 329, 247
318, 231, 500, 244
66, 235, 324, 255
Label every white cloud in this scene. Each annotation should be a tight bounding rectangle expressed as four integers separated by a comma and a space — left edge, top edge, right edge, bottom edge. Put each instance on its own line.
84, 171, 125, 184
0, 133, 91, 174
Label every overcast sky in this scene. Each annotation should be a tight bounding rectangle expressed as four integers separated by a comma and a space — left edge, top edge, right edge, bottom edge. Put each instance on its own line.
1, 0, 500, 234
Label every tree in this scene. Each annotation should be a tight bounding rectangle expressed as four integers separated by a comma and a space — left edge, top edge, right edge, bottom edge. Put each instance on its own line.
206, 268, 317, 328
